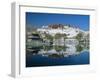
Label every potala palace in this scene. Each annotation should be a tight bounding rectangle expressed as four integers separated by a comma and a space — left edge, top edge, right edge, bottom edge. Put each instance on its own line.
37, 24, 89, 38
26, 24, 89, 57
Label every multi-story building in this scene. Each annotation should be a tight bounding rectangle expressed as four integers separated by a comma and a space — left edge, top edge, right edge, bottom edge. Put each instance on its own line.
37, 24, 81, 38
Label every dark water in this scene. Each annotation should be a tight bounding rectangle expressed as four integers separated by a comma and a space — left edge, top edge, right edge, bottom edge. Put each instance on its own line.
26, 51, 89, 67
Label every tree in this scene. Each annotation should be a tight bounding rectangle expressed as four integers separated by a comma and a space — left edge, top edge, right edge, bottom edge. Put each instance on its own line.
76, 45, 83, 52
54, 33, 62, 39
75, 32, 83, 40
44, 34, 53, 41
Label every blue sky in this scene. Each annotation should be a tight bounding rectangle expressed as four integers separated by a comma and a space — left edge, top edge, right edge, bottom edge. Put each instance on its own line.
26, 12, 89, 31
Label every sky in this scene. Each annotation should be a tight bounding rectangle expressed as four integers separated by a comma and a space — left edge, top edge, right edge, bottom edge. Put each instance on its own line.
26, 12, 89, 31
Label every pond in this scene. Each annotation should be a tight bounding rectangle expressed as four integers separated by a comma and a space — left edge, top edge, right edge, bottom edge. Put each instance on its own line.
26, 39, 89, 67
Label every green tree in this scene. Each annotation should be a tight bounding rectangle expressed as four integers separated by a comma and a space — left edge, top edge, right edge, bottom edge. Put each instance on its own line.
54, 33, 62, 39
76, 45, 83, 52
76, 32, 83, 40
44, 34, 53, 41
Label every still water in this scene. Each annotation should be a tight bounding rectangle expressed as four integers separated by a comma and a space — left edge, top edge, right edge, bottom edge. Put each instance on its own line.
26, 40, 89, 67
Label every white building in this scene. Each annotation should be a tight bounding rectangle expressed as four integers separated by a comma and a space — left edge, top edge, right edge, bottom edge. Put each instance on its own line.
37, 25, 80, 38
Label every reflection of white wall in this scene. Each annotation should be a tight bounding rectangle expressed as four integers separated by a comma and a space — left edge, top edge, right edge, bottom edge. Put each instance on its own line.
53, 38, 64, 46
65, 45, 77, 55
38, 42, 80, 57
65, 39, 79, 45
38, 45, 79, 57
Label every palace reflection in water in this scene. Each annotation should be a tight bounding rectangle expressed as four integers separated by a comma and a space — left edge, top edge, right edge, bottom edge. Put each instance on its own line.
26, 38, 89, 67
